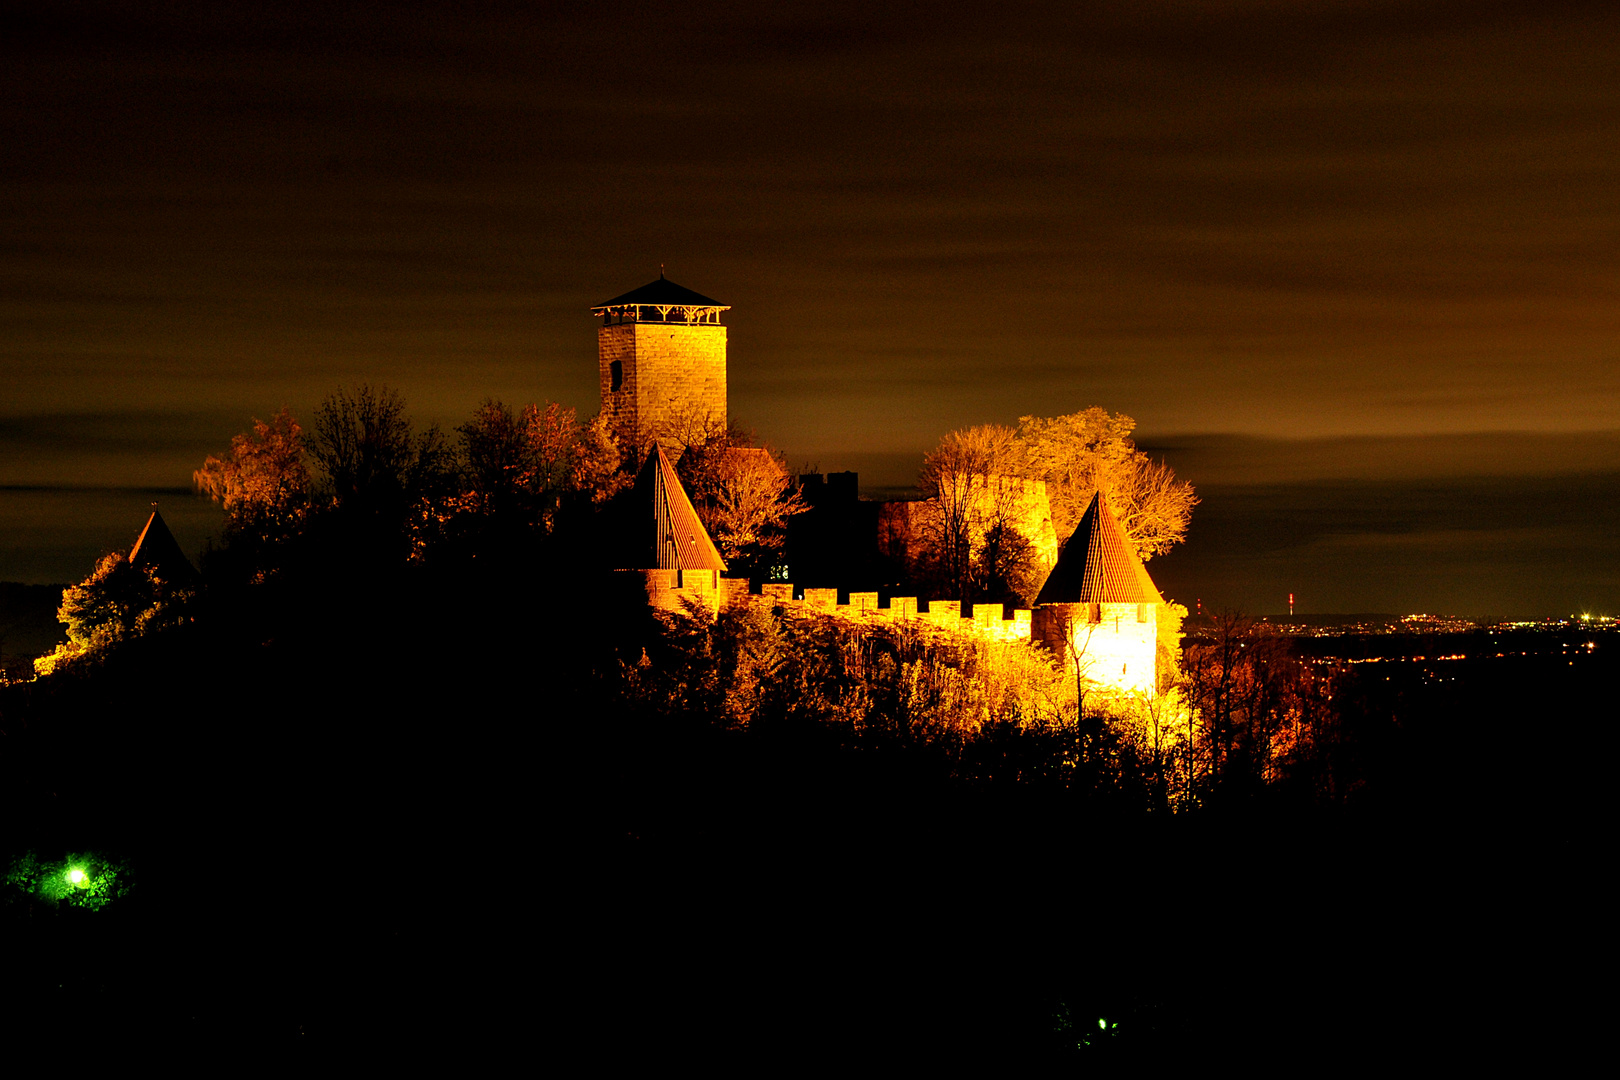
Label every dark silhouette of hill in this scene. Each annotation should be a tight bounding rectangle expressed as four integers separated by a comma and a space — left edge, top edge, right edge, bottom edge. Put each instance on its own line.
2, 517, 1608, 1063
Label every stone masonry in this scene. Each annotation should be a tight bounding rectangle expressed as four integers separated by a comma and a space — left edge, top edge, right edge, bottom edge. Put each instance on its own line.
1032, 601, 1158, 696
599, 321, 727, 454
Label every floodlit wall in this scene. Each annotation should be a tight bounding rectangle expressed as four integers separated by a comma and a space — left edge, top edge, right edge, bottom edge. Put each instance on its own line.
1033, 601, 1158, 696
631, 567, 726, 615
876, 476, 1060, 592
737, 584, 1034, 644
599, 322, 728, 453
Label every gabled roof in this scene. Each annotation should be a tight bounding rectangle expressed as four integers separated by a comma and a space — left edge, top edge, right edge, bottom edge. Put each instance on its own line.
129, 506, 197, 583
619, 445, 728, 572
593, 276, 726, 310
1035, 489, 1162, 606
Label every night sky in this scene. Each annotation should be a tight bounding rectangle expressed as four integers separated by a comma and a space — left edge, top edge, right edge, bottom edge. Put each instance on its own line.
4, 1, 1618, 615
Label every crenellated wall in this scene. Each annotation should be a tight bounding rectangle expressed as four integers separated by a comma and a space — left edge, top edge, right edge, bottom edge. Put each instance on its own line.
623, 573, 1161, 695
627, 567, 726, 615
729, 583, 1034, 644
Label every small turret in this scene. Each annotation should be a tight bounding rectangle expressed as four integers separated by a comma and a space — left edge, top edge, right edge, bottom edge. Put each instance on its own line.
611, 444, 728, 613
129, 504, 196, 585
1033, 489, 1163, 697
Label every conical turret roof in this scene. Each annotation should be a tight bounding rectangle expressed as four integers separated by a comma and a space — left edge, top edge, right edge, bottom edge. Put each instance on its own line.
618, 445, 728, 572
129, 505, 197, 583
1035, 489, 1162, 606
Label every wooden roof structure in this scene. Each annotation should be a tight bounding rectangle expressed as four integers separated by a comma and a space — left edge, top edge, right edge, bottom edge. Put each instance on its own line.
620, 444, 728, 572
1034, 489, 1162, 606
592, 274, 729, 324
129, 505, 197, 583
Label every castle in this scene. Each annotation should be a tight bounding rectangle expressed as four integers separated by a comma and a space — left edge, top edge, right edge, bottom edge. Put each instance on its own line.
597, 275, 1169, 698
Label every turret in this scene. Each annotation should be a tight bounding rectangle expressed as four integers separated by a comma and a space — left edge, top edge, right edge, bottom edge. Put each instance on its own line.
1033, 489, 1163, 697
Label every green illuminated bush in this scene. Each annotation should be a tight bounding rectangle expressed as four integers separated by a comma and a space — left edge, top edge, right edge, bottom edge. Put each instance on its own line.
3, 851, 129, 912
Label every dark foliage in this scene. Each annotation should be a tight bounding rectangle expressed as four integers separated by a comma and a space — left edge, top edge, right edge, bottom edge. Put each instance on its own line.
3, 393, 1607, 1062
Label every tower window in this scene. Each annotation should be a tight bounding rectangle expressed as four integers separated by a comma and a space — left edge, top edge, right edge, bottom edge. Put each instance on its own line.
610, 360, 623, 392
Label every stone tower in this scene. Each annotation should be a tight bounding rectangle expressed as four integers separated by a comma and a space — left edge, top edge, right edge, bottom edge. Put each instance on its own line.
1032, 488, 1164, 697
592, 275, 729, 455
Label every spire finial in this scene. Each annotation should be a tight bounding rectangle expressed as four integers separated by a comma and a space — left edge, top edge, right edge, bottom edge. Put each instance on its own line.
659, 263, 665, 279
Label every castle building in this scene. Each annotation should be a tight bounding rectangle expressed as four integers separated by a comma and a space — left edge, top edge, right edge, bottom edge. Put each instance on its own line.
593, 275, 730, 456
613, 442, 733, 614
589, 275, 1174, 694
1032, 488, 1164, 697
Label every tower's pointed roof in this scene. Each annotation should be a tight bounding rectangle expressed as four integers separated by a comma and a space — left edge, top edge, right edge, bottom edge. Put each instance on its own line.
618, 445, 728, 572
593, 275, 726, 310
1035, 489, 1162, 606
129, 505, 197, 583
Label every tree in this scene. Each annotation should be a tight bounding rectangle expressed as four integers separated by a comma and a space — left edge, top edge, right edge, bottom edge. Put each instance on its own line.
458, 399, 528, 513
409, 399, 632, 563
669, 414, 805, 577
911, 409, 1196, 602
977, 521, 1041, 607
310, 385, 450, 516
703, 447, 804, 567
915, 424, 1045, 603
1016, 408, 1197, 560
520, 402, 631, 507
193, 408, 310, 547
306, 386, 455, 565
1180, 611, 1308, 799
34, 550, 190, 673
567, 412, 631, 505
455, 399, 630, 529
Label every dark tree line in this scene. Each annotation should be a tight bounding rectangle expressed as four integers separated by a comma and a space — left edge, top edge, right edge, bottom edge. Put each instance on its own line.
5, 385, 1606, 1061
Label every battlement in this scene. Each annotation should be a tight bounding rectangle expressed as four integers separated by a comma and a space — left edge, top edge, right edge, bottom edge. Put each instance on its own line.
730, 582, 1034, 644
625, 567, 726, 615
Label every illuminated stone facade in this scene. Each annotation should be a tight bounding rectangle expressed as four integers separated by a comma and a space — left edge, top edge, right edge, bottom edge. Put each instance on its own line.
1033, 601, 1158, 696
635, 566, 726, 616
876, 474, 1060, 593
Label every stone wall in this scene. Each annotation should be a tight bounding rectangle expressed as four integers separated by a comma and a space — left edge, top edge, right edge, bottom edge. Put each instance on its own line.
628, 567, 728, 615
734, 583, 1034, 645
1032, 601, 1158, 696
876, 475, 1060, 598
598, 322, 727, 453
626, 573, 1171, 696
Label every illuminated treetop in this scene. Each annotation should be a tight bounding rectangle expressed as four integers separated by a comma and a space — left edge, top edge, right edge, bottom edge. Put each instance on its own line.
1036, 489, 1163, 606
592, 274, 729, 326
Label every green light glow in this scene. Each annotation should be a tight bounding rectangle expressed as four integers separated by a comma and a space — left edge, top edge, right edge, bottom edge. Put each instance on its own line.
4, 852, 127, 910
1097, 1018, 1107, 1030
